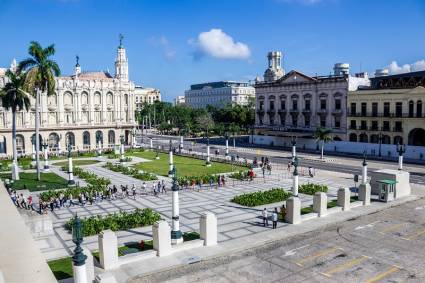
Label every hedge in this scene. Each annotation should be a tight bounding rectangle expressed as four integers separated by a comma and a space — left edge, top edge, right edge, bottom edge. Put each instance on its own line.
231, 188, 292, 207
103, 162, 157, 181
298, 183, 328, 195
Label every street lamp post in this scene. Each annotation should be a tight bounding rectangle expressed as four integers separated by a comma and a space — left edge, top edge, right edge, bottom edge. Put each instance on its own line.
155, 145, 160, 160
397, 142, 406, 170
225, 133, 229, 157
168, 139, 174, 177
291, 136, 297, 162
179, 136, 183, 154
361, 151, 368, 185
206, 132, 211, 167
31, 135, 36, 161
42, 139, 49, 171
67, 142, 75, 186
72, 215, 88, 283
171, 167, 183, 244
149, 137, 153, 150
131, 128, 136, 148
292, 155, 299, 196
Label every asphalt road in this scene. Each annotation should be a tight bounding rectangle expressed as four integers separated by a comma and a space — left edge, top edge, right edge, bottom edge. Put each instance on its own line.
144, 135, 425, 186
131, 197, 425, 283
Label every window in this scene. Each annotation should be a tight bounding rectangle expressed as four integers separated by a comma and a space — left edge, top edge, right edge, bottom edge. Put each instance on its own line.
259, 101, 264, 110
350, 103, 356, 116
372, 103, 378, 117
361, 103, 367, 116
292, 100, 298, 111
280, 115, 285, 125
335, 99, 341, 110
305, 100, 310, 111
320, 117, 326, 127
321, 99, 326, 110
360, 120, 367, 130
280, 100, 286, 110
409, 101, 414, 117
383, 102, 390, 117
270, 117, 274, 125
417, 101, 423, 117
383, 121, 390, 131
305, 116, 310, 127
350, 120, 356, 129
371, 121, 378, 130
292, 116, 297, 127
395, 102, 402, 117
269, 101, 275, 111
334, 117, 340, 128
395, 121, 402, 132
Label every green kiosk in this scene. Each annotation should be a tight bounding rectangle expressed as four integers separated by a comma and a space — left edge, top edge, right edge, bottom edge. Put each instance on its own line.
377, 179, 398, 202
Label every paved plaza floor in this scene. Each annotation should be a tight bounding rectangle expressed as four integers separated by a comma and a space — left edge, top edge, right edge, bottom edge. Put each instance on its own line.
32, 157, 354, 260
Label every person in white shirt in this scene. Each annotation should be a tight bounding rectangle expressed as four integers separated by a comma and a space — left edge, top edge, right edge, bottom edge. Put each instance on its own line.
272, 208, 278, 229
262, 208, 269, 227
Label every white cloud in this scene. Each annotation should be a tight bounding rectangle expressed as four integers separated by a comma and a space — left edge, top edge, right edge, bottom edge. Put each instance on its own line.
386, 60, 425, 74
190, 29, 251, 60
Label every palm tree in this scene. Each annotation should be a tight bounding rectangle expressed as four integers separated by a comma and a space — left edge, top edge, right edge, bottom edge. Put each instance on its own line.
0, 70, 31, 180
314, 127, 332, 159
19, 41, 61, 181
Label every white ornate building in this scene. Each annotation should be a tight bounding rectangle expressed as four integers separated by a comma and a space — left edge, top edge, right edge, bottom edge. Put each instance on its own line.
253, 51, 370, 146
0, 41, 138, 155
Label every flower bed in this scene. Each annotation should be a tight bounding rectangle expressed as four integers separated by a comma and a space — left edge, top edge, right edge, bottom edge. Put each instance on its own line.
60, 166, 111, 187
228, 170, 251, 180
298, 183, 328, 195
103, 162, 157, 181
231, 188, 292, 207
65, 208, 161, 237
176, 174, 220, 186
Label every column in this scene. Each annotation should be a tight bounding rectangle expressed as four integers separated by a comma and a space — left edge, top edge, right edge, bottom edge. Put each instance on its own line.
171, 168, 183, 244
168, 142, 174, 177
68, 151, 75, 185
225, 137, 229, 156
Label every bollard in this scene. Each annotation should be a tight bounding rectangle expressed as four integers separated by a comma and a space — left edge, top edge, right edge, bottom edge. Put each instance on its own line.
153, 221, 172, 257
200, 212, 217, 246
285, 197, 301, 224
337, 187, 351, 211
358, 183, 371, 206
313, 192, 327, 217
98, 230, 118, 270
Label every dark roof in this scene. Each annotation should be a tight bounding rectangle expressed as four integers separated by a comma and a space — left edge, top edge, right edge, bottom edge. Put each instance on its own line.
370, 70, 425, 90
190, 81, 250, 90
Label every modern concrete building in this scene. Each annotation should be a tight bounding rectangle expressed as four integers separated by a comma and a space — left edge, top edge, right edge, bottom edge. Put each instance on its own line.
134, 86, 161, 111
185, 81, 255, 109
347, 70, 425, 147
0, 39, 140, 156
253, 51, 370, 146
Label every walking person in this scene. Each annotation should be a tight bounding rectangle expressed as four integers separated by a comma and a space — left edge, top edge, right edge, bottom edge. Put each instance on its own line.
308, 166, 314, 178
262, 208, 269, 227
272, 208, 278, 229
262, 165, 266, 179
132, 184, 136, 199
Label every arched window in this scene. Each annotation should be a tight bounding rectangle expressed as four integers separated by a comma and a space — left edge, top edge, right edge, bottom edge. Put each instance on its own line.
382, 135, 391, 144
16, 134, 25, 154
65, 132, 75, 147
48, 133, 59, 149
394, 136, 403, 145
359, 133, 368, 143
349, 133, 357, 142
83, 131, 90, 146
370, 134, 379, 144
95, 130, 103, 144
108, 130, 115, 145
0, 135, 6, 154
31, 134, 43, 151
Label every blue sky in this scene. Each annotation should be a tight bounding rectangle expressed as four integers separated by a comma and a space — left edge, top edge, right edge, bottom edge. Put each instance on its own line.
1, 0, 425, 101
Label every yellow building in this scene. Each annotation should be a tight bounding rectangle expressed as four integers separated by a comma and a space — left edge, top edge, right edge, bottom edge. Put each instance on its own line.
347, 71, 425, 148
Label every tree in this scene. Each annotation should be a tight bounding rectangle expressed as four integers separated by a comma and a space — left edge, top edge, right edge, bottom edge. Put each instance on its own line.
228, 123, 240, 148
19, 41, 61, 181
0, 70, 31, 180
314, 127, 332, 159
196, 113, 214, 140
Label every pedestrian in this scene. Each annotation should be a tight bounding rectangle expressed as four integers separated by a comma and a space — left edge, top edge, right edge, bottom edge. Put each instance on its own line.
267, 163, 272, 175
20, 194, 27, 209
209, 177, 213, 190
262, 165, 266, 178
161, 182, 166, 194
262, 208, 269, 227
27, 195, 34, 210
308, 166, 314, 178
132, 184, 136, 199
281, 204, 286, 221
272, 208, 278, 229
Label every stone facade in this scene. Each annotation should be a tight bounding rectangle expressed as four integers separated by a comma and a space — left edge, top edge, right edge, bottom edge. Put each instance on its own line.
347, 70, 425, 147
0, 43, 138, 156
254, 52, 370, 144
134, 86, 161, 111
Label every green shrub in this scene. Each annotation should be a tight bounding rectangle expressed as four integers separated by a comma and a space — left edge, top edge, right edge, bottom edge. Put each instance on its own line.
299, 183, 328, 195
65, 208, 161, 237
228, 170, 251, 180
103, 162, 157, 181
231, 188, 292, 207
176, 174, 220, 186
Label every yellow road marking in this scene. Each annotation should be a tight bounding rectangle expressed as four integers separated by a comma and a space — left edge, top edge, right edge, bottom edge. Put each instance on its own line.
364, 266, 400, 283
321, 255, 370, 277
294, 247, 342, 266
401, 229, 425, 241
379, 223, 406, 234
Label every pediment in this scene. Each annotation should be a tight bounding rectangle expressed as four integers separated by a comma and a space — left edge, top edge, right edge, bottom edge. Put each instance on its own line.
277, 70, 316, 84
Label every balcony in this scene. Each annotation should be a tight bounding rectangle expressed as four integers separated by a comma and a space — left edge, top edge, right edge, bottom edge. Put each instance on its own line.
267, 110, 276, 115
278, 109, 287, 114
318, 109, 328, 115
290, 108, 299, 113
332, 109, 343, 115
302, 108, 311, 114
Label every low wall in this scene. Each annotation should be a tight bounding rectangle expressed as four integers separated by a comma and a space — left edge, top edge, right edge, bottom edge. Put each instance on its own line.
0, 183, 56, 283
252, 135, 425, 160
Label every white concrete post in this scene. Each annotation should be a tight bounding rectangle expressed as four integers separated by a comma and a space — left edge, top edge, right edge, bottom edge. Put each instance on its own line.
337, 187, 351, 211
200, 212, 217, 246
225, 138, 229, 156
206, 145, 211, 166
292, 145, 296, 159
313, 192, 327, 217
58, 140, 62, 155
153, 221, 172, 256
97, 140, 102, 156
292, 174, 299, 196
82, 246, 95, 283
32, 143, 36, 161
171, 178, 183, 244
43, 146, 49, 171
358, 183, 371, 206
180, 136, 183, 150
120, 143, 125, 162
150, 138, 153, 149
68, 156, 75, 185
98, 230, 118, 270
398, 155, 403, 171
73, 262, 88, 283
285, 197, 301, 224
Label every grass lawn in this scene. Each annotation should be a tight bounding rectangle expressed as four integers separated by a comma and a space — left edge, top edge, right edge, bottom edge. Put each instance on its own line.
300, 196, 360, 215
54, 159, 100, 167
0, 172, 68, 191
130, 151, 246, 177
48, 257, 73, 281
